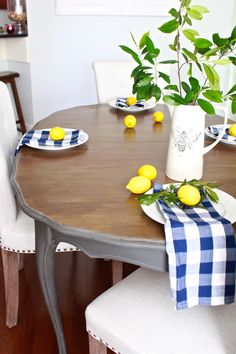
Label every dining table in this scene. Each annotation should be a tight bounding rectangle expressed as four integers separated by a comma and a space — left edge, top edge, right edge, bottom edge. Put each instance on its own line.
11, 103, 236, 354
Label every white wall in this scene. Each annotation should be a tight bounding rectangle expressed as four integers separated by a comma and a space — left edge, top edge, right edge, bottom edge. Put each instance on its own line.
1, 0, 236, 124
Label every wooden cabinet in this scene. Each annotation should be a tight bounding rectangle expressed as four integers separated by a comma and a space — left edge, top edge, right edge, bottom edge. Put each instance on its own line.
0, 0, 7, 10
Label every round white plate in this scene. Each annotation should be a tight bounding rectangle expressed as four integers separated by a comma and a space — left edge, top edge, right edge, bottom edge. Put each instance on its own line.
25, 129, 89, 151
108, 97, 157, 112
141, 185, 236, 224
205, 124, 236, 146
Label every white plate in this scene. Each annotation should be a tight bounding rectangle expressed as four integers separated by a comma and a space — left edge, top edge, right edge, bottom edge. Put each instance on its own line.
108, 97, 157, 112
141, 185, 236, 224
25, 129, 89, 151
205, 124, 236, 146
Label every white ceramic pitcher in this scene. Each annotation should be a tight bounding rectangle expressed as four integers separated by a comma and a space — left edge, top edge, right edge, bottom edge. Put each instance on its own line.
165, 105, 228, 182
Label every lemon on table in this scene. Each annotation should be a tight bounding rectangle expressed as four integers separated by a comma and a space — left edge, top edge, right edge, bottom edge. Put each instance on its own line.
126, 176, 151, 194
229, 123, 236, 137
177, 185, 201, 206
124, 115, 136, 128
126, 96, 137, 106
49, 127, 65, 141
152, 111, 164, 123
137, 164, 157, 181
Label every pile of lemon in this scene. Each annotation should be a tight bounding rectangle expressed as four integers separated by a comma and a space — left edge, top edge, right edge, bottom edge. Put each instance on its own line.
123, 96, 165, 129
126, 164, 157, 194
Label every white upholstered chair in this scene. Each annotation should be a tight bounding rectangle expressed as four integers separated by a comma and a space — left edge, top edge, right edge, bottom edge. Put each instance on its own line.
92, 60, 171, 104
0, 82, 119, 328
86, 267, 236, 354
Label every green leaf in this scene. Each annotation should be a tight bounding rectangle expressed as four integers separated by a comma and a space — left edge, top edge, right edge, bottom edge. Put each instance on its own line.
189, 77, 200, 94
158, 60, 178, 64
158, 71, 170, 84
187, 63, 193, 76
163, 95, 180, 106
203, 63, 220, 91
213, 58, 231, 65
130, 32, 137, 47
144, 36, 155, 53
119, 45, 142, 65
187, 9, 202, 20
194, 38, 212, 49
151, 85, 161, 101
184, 91, 195, 104
169, 44, 177, 52
197, 99, 215, 114
171, 94, 187, 105
139, 31, 150, 49
158, 19, 179, 33
202, 47, 219, 58
227, 84, 236, 95
182, 82, 191, 93
169, 8, 178, 17
182, 29, 199, 41
136, 84, 152, 101
202, 90, 223, 103
164, 84, 179, 92
182, 48, 197, 61
232, 99, 236, 114
191, 5, 209, 14
229, 57, 236, 66
230, 26, 236, 40
136, 76, 153, 88
144, 53, 155, 65
212, 33, 228, 47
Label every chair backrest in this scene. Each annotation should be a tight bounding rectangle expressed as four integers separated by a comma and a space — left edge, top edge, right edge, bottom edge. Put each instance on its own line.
93, 60, 171, 104
0, 81, 18, 168
0, 82, 19, 231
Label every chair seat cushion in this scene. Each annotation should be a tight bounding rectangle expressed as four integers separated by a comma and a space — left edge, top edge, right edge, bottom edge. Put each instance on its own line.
1, 209, 79, 253
86, 267, 236, 354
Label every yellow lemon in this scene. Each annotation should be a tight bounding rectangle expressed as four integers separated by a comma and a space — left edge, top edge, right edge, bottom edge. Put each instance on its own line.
152, 111, 164, 123
137, 164, 157, 181
126, 96, 137, 106
177, 185, 201, 206
124, 115, 136, 128
126, 176, 151, 194
229, 123, 236, 137
49, 127, 65, 141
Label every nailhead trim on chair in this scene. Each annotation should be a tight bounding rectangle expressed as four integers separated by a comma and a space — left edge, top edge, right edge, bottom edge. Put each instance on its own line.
0, 242, 80, 253
87, 329, 121, 354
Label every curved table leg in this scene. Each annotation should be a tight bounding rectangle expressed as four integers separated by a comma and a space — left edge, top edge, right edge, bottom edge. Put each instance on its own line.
35, 220, 67, 354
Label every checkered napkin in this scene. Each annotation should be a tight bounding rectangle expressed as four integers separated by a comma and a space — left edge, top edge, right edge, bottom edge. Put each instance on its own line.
208, 125, 236, 142
15, 129, 82, 153
116, 97, 145, 110
154, 183, 236, 310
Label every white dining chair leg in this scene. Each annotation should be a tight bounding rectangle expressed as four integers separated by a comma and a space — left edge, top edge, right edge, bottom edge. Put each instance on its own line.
1, 249, 19, 328
89, 334, 107, 354
111, 260, 123, 284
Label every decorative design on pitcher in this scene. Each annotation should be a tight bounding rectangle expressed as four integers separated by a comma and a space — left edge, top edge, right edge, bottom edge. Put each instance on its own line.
172, 128, 201, 152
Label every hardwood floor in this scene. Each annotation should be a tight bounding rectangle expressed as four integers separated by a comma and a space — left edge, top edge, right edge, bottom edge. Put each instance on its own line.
0, 252, 137, 354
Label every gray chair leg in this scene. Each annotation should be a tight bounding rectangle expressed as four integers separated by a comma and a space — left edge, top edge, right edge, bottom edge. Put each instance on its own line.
89, 334, 107, 354
1, 249, 19, 328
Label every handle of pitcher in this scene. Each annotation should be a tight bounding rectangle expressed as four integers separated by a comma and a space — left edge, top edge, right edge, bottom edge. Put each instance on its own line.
203, 105, 228, 155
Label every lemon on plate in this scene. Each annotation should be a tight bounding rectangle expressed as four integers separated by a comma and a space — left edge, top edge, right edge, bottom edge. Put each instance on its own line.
137, 164, 157, 181
126, 176, 151, 194
152, 111, 164, 123
124, 115, 136, 128
126, 96, 137, 106
49, 127, 65, 141
229, 123, 236, 137
177, 185, 201, 206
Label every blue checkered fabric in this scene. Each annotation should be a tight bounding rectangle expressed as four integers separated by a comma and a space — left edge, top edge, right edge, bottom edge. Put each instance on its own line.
154, 183, 236, 310
208, 125, 236, 142
16, 129, 83, 153
116, 97, 145, 110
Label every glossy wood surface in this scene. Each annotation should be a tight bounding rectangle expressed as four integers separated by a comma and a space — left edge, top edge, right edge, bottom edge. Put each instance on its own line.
14, 104, 236, 241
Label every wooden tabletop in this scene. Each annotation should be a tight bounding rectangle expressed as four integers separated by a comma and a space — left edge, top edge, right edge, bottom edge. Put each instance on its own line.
13, 104, 236, 242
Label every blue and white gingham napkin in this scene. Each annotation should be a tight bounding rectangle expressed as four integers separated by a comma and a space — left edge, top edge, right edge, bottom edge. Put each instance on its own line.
16, 129, 84, 153
208, 125, 236, 142
154, 183, 236, 310
116, 97, 145, 110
